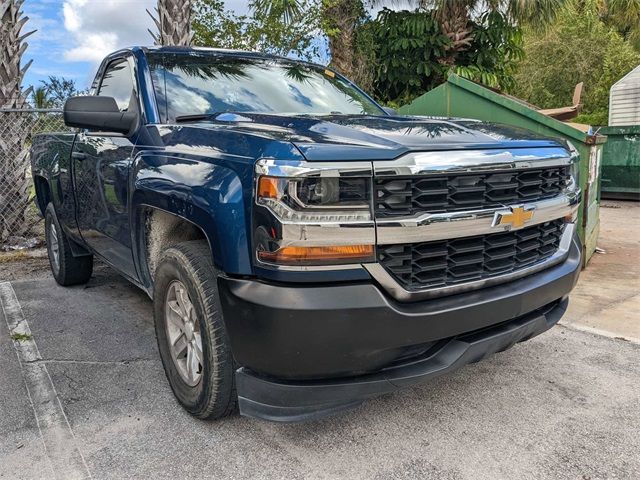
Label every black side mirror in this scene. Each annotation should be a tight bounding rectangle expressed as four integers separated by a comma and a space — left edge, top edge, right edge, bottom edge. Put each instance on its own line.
64, 96, 137, 135
382, 106, 397, 116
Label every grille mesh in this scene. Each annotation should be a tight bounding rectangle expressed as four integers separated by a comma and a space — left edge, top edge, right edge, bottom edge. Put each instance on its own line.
374, 166, 571, 217
378, 220, 566, 290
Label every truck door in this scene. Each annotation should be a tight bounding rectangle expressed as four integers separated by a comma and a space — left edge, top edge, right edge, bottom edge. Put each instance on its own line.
72, 56, 138, 279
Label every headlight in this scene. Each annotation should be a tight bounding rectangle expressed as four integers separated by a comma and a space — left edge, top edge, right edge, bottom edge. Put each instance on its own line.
564, 141, 580, 223
253, 160, 375, 267
257, 176, 371, 217
566, 141, 580, 191
569, 158, 580, 192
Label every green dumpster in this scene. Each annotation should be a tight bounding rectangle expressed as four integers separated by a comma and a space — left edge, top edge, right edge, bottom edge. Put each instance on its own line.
399, 73, 606, 265
598, 125, 640, 200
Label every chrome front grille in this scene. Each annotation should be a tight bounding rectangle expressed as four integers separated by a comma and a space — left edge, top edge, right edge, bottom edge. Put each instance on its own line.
374, 166, 571, 217
378, 220, 566, 291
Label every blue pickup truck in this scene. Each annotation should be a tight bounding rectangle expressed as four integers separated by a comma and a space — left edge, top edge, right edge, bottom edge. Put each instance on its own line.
31, 46, 581, 422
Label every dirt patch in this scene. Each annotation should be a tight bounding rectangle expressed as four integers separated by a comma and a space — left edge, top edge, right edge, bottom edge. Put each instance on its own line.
0, 249, 52, 282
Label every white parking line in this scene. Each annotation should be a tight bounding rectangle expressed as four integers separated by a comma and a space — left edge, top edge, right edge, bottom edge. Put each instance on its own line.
560, 321, 640, 345
0, 282, 92, 480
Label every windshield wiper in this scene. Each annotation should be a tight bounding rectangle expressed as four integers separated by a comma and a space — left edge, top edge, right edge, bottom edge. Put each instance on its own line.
175, 113, 219, 123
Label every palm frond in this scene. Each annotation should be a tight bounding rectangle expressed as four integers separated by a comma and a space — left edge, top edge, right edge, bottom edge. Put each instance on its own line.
0, 0, 36, 108
505, 0, 567, 25
251, 0, 303, 24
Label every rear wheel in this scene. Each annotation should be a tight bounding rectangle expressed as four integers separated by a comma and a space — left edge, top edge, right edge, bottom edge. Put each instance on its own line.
153, 240, 236, 419
45, 203, 93, 286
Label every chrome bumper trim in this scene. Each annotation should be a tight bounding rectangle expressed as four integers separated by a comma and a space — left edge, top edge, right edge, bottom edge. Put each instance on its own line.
365, 222, 576, 302
376, 189, 580, 245
278, 219, 376, 247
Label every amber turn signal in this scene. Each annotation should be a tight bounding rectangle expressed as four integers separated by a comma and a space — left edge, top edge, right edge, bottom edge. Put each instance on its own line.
258, 245, 374, 265
257, 176, 280, 199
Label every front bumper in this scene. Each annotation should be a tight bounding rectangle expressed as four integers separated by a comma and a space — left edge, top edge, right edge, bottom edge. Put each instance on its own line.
218, 235, 581, 422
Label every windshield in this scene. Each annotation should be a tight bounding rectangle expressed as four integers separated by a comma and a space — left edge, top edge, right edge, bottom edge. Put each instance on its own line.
148, 52, 385, 122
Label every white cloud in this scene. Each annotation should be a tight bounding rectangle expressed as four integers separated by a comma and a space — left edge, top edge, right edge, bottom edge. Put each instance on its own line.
62, 0, 155, 63
62, 0, 84, 31
65, 33, 119, 63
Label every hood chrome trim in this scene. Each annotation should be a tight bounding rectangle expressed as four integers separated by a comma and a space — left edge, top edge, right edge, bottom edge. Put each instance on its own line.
255, 158, 372, 178
373, 146, 577, 177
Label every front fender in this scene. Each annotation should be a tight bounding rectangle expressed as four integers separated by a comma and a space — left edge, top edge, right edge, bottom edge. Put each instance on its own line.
131, 152, 252, 275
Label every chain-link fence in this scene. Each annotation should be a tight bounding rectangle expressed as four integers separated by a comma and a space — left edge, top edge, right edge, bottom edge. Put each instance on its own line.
0, 108, 68, 249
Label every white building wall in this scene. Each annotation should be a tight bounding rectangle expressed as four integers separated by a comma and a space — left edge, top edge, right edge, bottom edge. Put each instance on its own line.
609, 66, 640, 126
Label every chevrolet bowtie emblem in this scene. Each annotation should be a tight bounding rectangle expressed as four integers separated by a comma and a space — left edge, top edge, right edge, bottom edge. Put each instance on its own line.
492, 206, 535, 229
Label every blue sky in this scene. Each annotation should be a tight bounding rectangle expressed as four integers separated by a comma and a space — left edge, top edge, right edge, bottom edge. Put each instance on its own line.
22, 0, 251, 91
21, 0, 407, 93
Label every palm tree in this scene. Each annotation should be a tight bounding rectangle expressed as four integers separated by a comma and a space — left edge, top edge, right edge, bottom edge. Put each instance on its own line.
602, 0, 640, 48
251, 0, 364, 78
148, 0, 194, 46
419, 0, 566, 66
31, 86, 52, 108
322, 0, 363, 77
256, 0, 568, 78
0, 0, 36, 242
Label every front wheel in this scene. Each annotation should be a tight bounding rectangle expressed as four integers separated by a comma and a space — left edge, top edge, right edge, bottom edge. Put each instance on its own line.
45, 203, 93, 286
153, 241, 236, 420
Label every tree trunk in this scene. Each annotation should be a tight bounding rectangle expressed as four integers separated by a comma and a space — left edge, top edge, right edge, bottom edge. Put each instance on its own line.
148, 0, 193, 46
323, 0, 361, 78
0, 0, 35, 243
436, 1, 474, 66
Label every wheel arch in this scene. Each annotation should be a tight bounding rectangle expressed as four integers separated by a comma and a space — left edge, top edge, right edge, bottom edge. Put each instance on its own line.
130, 151, 254, 293
134, 202, 214, 292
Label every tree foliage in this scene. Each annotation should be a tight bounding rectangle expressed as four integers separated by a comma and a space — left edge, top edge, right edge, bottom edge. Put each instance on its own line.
512, 0, 640, 125
601, 0, 640, 49
367, 8, 525, 105
367, 9, 449, 105
192, 0, 321, 60
249, 0, 321, 59
37, 76, 87, 108
31, 87, 51, 109
453, 11, 524, 91
192, 0, 252, 49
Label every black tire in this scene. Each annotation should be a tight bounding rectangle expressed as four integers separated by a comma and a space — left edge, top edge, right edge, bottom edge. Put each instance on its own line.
45, 203, 93, 286
153, 240, 236, 420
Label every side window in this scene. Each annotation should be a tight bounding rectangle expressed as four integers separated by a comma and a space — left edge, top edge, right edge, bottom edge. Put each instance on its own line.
98, 59, 134, 112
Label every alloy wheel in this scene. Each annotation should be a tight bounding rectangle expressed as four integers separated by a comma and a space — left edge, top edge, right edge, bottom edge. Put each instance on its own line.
49, 221, 60, 274
164, 280, 203, 386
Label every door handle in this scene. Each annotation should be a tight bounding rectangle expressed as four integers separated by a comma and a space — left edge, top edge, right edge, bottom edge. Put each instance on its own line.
72, 152, 86, 161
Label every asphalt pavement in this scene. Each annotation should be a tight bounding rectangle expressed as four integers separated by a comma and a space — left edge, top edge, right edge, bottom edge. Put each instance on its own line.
1, 262, 639, 480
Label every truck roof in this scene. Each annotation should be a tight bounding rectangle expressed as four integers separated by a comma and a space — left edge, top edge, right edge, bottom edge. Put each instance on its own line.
123, 45, 293, 62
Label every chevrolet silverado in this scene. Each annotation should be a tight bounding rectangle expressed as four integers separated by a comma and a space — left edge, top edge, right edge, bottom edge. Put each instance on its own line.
30, 46, 581, 422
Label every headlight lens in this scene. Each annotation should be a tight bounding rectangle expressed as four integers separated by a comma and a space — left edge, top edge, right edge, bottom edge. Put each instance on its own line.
566, 140, 580, 191
294, 177, 369, 208
569, 159, 580, 192
258, 176, 370, 211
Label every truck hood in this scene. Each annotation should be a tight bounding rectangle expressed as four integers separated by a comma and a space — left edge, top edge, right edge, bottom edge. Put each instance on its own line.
201, 113, 566, 161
